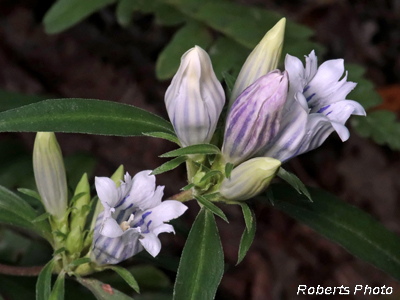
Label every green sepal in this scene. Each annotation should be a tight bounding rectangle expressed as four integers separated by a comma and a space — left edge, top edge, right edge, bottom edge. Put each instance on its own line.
160, 144, 220, 158
195, 195, 228, 223
277, 167, 312, 201
237, 209, 256, 265
151, 156, 187, 175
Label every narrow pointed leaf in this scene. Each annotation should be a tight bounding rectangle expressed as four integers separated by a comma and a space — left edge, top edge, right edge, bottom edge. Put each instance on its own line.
224, 163, 234, 179
31, 212, 51, 223
195, 195, 228, 223
0, 99, 174, 136
36, 260, 55, 300
77, 277, 135, 300
17, 188, 42, 202
180, 183, 195, 191
240, 203, 252, 232
69, 257, 92, 267
268, 184, 400, 281
173, 209, 224, 300
277, 168, 311, 201
53, 247, 66, 256
151, 156, 187, 175
202, 193, 220, 201
237, 209, 256, 265
106, 266, 140, 293
0, 185, 52, 240
160, 144, 220, 158
144, 132, 181, 145
49, 272, 65, 300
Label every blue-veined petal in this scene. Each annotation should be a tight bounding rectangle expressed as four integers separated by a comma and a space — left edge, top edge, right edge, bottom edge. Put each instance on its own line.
261, 93, 308, 162
222, 70, 288, 165
140, 224, 175, 257
165, 46, 225, 146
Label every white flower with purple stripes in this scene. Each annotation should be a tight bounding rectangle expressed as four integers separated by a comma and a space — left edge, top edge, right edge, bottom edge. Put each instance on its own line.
91, 171, 187, 265
165, 45, 225, 147
260, 50, 366, 162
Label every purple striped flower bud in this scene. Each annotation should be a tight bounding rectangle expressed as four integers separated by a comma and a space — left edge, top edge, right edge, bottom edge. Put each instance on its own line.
165, 46, 225, 147
222, 70, 288, 165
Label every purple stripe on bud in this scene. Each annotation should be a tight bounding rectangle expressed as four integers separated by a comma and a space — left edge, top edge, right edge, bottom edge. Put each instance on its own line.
222, 70, 289, 165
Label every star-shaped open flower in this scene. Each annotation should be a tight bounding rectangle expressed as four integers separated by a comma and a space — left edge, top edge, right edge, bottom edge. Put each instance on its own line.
91, 171, 187, 265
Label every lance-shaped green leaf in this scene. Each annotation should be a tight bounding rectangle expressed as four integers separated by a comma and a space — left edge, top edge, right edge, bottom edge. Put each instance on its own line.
69, 257, 92, 267
277, 167, 311, 201
160, 144, 220, 158
0, 99, 174, 136
143, 132, 181, 145
151, 156, 187, 175
77, 277, 135, 300
224, 162, 234, 179
31, 212, 51, 223
240, 203, 252, 232
106, 266, 140, 293
180, 183, 195, 191
44, 0, 117, 34
268, 184, 400, 281
173, 209, 224, 300
0, 185, 52, 241
36, 260, 55, 300
195, 195, 228, 223
237, 208, 256, 265
49, 272, 65, 300
17, 188, 42, 202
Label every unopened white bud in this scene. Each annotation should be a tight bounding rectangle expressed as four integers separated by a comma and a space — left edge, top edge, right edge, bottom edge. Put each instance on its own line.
33, 132, 67, 220
165, 46, 225, 146
219, 157, 281, 201
229, 18, 286, 108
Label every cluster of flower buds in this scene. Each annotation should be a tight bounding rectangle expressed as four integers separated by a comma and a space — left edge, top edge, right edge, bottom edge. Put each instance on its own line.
165, 18, 366, 201
32, 132, 187, 267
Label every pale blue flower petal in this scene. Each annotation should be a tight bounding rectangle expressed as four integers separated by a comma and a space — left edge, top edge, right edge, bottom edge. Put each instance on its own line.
140, 224, 175, 257
100, 217, 124, 238
95, 177, 119, 211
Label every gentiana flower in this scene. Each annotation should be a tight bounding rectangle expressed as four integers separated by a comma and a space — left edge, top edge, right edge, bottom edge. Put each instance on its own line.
33, 132, 68, 220
165, 45, 225, 147
261, 51, 366, 162
91, 171, 187, 265
219, 157, 281, 201
229, 18, 286, 107
222, 70, 288, 166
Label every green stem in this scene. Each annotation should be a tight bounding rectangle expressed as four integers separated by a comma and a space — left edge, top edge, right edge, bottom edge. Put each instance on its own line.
170, 189, 194, 202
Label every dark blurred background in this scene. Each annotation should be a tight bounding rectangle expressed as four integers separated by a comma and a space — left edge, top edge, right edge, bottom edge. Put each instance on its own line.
0, 0, 400, 299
